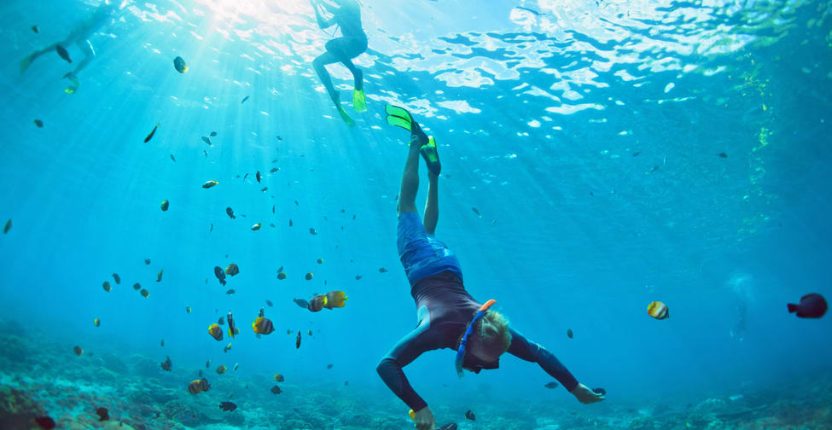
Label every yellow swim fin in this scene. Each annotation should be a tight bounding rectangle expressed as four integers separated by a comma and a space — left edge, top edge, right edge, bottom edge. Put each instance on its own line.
352, 89, 367, 113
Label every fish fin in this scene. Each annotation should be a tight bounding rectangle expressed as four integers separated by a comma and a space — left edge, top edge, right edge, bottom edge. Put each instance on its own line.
328, 291, 348, 307
787, 303, 798, 313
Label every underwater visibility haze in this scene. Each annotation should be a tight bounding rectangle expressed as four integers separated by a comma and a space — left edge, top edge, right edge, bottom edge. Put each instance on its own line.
1, 0, 831, 428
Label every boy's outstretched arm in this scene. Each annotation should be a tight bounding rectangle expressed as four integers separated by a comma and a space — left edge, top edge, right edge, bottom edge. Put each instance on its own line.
507, 328, 605, 404
376, 324, 440, 412
310, 0, 335, 29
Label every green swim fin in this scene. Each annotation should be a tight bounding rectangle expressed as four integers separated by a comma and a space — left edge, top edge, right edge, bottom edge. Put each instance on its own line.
421, 136, 441, 176
386, 104, 413, 132
337, 105, 355, 126
353, 89, 367, 113
64, 73, 80, 95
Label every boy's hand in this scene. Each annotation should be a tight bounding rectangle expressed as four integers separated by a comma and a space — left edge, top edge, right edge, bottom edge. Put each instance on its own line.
570, 383, 605, 404
413, 406, 435, 430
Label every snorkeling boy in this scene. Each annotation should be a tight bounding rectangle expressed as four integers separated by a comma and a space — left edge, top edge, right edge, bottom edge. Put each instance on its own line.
20, 0, 121, 94
310, 0, 368, 125
377, 106, 605, 430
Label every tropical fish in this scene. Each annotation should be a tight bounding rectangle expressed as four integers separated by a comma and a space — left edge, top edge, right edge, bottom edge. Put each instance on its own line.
266, 300, 273, 307
293, 298, 310, 310
201, 136, 212, 146
208, 323, 223, 341
647, 301, 669, 320
252, 309, 275, 335
219, 401, 237, 412
223, 343, 232, 353
132, 282, 141, 291
144, 124, 158, 143
270, 385, 282, 395
465, 410, 475, 421
225, 263, 239, 277
305, 272, 314, 281
216, 364, 227, 375
95, 407, 109, 421
214, 266, 227, 285
718, 152, 728, 158
316, 258, 324, 264
241, 95, 250, 104
277, 270, 287, 280
270, 167, 279, 173
308, 329, 313, 336
305, 291, 348, 312
202, 180, 219, 189
34, 119, 44, 128
161, 356, 172, 371
112, 273, 121, 284
226, 207, 236, 219
226, 289, 236, 295
55, 45, 72, 63
227, 312, 238, 338
251, 223, 261, 231
144, 258, 151, 265
787, 293, 827, 318
102, 281, 112, 292
140, 288, 150, 298
31, 25, 39, 33
233, 363, 239, 371
355, 275, 362, 280
156, 269, 164, 282
210, 131, 217, 137
217, 316, 225, 325
93, 318, 100, 327
295, 330, 302, 349
309, 227, 317, 235
567, 328, 573, 339
160, 200, 169, 211
544, 381, 558, 389
173, 56, 188, 73
289, 219, 293, 227
73, 345, 83, 356
274, 373, 284, 382
188, 378, 210, 394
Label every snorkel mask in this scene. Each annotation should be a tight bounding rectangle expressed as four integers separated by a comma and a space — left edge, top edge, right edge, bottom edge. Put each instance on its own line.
455, 299, 497, 377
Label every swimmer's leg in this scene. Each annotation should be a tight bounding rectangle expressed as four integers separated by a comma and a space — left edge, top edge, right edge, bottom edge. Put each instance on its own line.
326, 38, 366, 112
67, 39, 95, 78
313, 51, 353, 125
424, 171, 439, 235
398, 134, 423, 215
20, 44, 60, 74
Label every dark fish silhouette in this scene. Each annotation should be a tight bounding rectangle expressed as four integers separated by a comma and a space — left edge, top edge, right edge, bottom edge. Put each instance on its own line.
34, 119, 44, 128
788, 293, 827, 318
95, 407, 109, 421
160, 356, 172, 371
55, 45, 72, 63
214, 266, 227, 285
4, 219, 12, 234
544, 381, 558, 389
35, 416, 56, 429
144, 124, 159, 143
465, 410, 475, 421
219, 401, 237, 412
295, 330, 302, 349
241, 95, 250, 104
567, 328, 573, 339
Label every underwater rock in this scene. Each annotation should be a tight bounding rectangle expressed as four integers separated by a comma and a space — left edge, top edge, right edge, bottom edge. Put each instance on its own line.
0, 386, 47, 429
161, 400, 215, 427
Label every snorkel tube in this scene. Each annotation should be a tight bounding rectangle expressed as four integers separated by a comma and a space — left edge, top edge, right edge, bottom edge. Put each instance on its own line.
455, 299, 497, 377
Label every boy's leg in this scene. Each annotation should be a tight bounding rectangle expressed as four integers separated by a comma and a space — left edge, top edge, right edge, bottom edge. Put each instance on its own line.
397, 135, 422, 214
423, 172, 439, 235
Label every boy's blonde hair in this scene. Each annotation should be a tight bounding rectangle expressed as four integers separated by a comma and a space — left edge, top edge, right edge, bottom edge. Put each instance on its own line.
474, 310, 512, 358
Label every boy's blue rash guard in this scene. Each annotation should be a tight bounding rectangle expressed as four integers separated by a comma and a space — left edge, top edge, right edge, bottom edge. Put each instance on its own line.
376, 272, 580, 411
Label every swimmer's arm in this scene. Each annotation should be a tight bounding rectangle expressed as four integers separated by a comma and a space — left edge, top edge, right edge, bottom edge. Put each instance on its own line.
507, 328, 580, 391
311, 0, 336, 29
376, 325, 441, 412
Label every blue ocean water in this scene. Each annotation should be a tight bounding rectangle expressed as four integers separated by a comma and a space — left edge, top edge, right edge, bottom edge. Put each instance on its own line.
1, 0, 831, 429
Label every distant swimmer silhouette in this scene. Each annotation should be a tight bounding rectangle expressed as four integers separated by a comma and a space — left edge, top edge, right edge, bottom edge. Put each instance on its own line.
310, 0, 368, 126
20, 0, 123, 94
